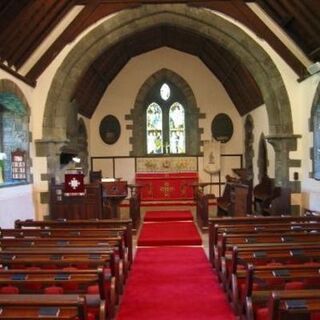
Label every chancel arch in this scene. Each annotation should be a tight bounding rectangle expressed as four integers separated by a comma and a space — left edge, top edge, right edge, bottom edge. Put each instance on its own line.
39, 4, 296, 185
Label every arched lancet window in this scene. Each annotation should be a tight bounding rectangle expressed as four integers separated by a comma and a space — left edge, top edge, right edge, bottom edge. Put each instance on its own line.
313, 103, 320, 180
131, 69, 200, 157
146, 82, 186, 155
169, 102, 185, 154
146, 103, 163, 154
0, 92, 29, 185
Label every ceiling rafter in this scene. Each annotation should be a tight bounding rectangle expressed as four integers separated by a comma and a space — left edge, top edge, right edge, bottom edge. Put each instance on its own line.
73, 25, 263, 118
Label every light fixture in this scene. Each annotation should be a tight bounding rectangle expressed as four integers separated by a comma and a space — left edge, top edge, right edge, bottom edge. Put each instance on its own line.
72, 156, 81, 163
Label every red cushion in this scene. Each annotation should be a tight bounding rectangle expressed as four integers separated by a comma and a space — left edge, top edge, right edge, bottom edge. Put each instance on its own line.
0, 285, 19, 294
42, 264, 57, 270
87, 313, 96, 320
87, 307, 99, 317
44, 286, 64, 294
311, 311, 320, 320
26, 266, 41, 270
256, 307, 268, 320
285, 281, 305, 290
87, 284, 99, 294
266, 262, 283, 266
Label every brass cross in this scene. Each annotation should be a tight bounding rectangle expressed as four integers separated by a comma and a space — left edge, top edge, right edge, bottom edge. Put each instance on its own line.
160, 182, 174, 198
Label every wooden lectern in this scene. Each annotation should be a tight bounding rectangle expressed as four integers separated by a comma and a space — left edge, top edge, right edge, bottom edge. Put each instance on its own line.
101, 179, 128, 219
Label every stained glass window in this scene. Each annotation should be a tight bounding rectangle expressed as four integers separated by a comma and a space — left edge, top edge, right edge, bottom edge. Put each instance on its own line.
146, 103, 163, 154
146, 83, 186, 155
169, 102, 185, 153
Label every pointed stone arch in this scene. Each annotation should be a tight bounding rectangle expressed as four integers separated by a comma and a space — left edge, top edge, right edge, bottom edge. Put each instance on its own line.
129, 68, 201, 156
40, 4, 297, 184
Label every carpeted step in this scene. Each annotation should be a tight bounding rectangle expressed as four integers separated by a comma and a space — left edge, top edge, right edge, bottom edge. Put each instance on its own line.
144, 210, 193, 222
138, 221, 202, 246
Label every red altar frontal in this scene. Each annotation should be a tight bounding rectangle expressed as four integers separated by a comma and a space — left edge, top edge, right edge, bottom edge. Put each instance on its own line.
136, 172, 198, 201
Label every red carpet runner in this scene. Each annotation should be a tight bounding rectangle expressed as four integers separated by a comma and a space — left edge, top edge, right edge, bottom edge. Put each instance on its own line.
138, 221, 202, 246
144, 210, 193, 222
116, 210, 235, 320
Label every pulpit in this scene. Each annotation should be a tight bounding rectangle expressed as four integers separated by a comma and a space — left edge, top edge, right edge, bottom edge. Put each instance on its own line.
101, 179, 128, 218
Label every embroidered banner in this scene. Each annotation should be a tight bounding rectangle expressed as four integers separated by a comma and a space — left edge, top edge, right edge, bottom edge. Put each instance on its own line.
203, 140, 221, 174
64, 173, 85, 196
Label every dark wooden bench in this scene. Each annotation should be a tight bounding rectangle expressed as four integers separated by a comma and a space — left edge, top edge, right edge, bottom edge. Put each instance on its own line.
0, 294, 105, 319
213, 223, 320, 273
226, 245, 320, 287
209, 217, 320, 265
215, 232, 320, 279
245, 289, 320, 320
0, 231, 129, 275
14, 219, 133, 265
0, 268, 115, 318
0, 248, 124, 292
192, 182, 215, 230
233, 263, 320, 317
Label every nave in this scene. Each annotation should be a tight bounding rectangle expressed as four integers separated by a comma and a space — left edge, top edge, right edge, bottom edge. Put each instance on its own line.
2, 212, 320, 319
116, 209, 235, 320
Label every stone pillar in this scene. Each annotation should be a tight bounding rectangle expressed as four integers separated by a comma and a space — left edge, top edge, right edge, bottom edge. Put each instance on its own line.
35, 138, 69, 181
265, 134, 301, 187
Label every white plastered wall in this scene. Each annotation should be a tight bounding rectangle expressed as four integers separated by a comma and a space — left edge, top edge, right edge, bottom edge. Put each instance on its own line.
90, 47, 244, 185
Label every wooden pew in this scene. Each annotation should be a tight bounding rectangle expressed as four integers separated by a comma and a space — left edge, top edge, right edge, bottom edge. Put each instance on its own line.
0, 230, 129, 273
14, 219, 133, 265
0, 248, 123, 293
212, 222, 320, 270
0, 294, 105, 319
216, 232, 320, 276
254, 175, 291, 216
208, 216, 320, 265
233, 263, 320, 317
0, 268, 115, 319
128, 184, 142, 231
217, 173, 253, 217
193, 182, 215, 230
226, 245, 320, 288
245, 289, 320, 320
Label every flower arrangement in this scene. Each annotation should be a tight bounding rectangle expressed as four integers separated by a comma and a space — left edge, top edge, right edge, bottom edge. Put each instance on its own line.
0, 152, 7, 184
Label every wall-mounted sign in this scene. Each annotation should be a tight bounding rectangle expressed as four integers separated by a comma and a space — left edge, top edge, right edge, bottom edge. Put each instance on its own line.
11, 149, 26, 180
211, 113, 233, 143
99, 115, 121, 145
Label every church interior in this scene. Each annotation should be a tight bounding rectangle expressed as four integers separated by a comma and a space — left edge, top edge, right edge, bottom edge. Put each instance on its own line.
0, 0, 320, 319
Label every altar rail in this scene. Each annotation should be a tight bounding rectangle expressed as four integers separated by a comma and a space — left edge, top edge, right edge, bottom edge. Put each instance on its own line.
91, 154, 242, 198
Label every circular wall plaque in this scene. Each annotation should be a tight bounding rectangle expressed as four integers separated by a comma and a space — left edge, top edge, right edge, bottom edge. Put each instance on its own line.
99, 115, 121, 144
211, 113, 233, 143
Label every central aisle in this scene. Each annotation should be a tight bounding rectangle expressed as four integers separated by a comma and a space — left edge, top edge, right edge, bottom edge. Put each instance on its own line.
116, 210, 235, 320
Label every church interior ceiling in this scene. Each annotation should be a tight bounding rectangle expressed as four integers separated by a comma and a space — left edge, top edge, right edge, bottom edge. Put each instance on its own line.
0, 0, 319, 117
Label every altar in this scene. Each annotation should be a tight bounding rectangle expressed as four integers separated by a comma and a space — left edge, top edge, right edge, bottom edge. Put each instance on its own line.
135, 157, 198, 201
